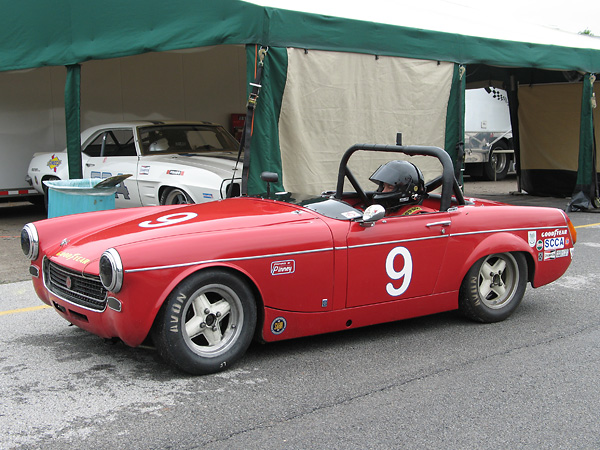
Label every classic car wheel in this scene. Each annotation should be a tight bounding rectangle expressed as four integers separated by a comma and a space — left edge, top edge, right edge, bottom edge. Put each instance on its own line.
483, 140, 510, 181
458, 252, 527, 323
160, 187, 193, 205
42, 175, 60, 210
152, 270, 257, 375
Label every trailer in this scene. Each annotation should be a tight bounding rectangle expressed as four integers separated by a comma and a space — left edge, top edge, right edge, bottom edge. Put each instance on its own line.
0, 146, 42, 204
464, 87, 515, 181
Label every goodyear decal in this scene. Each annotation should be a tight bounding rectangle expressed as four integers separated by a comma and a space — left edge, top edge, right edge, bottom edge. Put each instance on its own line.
540, 229, 568, 238
202, 193, 213, 199
56, 251, 91, 265
47, 154, 62, 172
271, 317, 287, 335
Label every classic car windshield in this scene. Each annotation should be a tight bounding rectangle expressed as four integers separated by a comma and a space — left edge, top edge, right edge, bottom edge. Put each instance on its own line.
139, 124, 239, 157
264, 192, 364, 220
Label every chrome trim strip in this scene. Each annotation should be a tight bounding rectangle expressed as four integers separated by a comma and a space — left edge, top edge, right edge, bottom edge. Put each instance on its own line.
347, 234, 449, 250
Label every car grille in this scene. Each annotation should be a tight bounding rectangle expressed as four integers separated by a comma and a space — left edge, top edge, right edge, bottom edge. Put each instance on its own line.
44, 258, 107, 311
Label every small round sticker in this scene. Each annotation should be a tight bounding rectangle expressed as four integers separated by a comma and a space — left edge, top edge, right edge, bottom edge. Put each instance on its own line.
271, 317, 287, 335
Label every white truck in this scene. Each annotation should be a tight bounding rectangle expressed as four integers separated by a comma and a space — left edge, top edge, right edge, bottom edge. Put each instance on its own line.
0, 145, 42, 204
464, 87, 514, 181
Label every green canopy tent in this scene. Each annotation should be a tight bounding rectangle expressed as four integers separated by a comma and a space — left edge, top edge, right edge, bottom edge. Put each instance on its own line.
1, 0, 599, 208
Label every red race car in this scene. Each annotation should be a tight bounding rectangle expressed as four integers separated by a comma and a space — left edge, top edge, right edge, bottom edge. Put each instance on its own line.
21, 144, 576, 374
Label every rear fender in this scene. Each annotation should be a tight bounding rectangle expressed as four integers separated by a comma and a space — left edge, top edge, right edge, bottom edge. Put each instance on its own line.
449, 232, 534, 289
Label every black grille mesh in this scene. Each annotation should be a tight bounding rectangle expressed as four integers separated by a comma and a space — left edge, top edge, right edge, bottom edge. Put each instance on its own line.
44, 258, 107, 311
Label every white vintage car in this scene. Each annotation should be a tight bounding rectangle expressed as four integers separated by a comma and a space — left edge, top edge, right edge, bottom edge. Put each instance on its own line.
26, 121, 242, 207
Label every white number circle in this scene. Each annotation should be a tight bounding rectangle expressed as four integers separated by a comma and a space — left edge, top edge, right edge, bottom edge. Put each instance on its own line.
139, 212, 198, 228
385, 246, 413, 296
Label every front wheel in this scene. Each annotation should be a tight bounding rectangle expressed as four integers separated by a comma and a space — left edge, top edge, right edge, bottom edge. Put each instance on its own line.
459, 252, 527, 323
160, 187, 193, 205
42, 176, 60, 211
152, 270, 257, 375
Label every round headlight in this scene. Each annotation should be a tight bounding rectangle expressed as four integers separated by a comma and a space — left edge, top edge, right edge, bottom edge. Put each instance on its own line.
21, 223, 39, 260
99, 248, 123, 293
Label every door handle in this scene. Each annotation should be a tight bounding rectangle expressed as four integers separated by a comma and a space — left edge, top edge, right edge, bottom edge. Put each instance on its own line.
85, 163, 95, 167
426, 220, 451, 228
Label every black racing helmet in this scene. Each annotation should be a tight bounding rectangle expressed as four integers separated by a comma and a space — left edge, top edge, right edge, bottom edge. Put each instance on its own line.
370, 160, 426, 207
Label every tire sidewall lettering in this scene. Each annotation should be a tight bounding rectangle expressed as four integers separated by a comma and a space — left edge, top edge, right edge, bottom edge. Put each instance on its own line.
169, 292, 186, 333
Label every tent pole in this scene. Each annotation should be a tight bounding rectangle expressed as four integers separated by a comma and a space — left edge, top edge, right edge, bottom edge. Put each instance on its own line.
64, 64, 82, 179
507, 74, 521, 193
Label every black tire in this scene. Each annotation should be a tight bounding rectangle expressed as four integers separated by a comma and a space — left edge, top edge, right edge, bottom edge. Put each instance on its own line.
152, 269, 257, 375
160, 187, 193, 205
483, 140, 510, 181
42, 176, 60, 211
458, 252, 527, 323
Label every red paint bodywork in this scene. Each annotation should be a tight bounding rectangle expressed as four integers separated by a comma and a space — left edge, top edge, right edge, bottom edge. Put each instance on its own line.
28, 196, 574, 347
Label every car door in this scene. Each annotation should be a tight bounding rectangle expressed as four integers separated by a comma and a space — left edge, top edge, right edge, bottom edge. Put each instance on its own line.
82, 128, 141, 207
345, 211, 451, 307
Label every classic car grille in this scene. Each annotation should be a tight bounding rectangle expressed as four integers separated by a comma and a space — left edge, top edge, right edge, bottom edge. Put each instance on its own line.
44, 258, 107, 311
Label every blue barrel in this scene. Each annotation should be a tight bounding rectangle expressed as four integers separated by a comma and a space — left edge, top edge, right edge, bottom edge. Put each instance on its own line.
44, 179, 116, 218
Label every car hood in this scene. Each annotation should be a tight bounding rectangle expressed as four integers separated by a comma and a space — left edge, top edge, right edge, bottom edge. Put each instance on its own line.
47, 198, 320, 272
143, 154, 240, 178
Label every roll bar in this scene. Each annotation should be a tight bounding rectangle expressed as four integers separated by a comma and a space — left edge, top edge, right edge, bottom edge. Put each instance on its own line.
335, 144, 464, 212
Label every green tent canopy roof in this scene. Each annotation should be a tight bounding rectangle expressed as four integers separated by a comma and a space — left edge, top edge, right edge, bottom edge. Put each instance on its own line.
2, 0, 600, 73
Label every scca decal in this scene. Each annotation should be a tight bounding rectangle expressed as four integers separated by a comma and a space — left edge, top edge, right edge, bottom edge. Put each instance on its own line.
385, 246, 413, 296
139, 212, 198, 228
544, 237, 565, 250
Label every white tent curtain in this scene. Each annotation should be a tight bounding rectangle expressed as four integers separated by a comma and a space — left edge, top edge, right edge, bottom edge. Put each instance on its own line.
519, 83, 600, 172
278, 48, 454, 193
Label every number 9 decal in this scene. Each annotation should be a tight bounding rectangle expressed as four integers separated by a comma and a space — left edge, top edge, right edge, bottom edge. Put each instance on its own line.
139, 212, 198, 228
386, 246, 413, 296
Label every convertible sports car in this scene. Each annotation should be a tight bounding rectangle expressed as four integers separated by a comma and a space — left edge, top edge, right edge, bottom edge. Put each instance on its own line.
21, 145, 576, 375
26, 121, 241, 207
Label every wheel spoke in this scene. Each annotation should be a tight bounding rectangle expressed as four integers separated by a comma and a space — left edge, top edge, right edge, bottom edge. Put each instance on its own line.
202, 326, 224, 346
490, 284, 507, 301
479, 278, 493, 299
481, 261, 495, 276
212, 298, 231, 318
192, 293, 211, 315
490, 258, 507, 274
185, 315, 204, 339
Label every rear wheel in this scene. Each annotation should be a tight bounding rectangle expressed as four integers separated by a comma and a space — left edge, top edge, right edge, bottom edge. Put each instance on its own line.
160, 187, 193, 205
152, 270, 257, 375
459, 252, 527, 323
483, 140, 510, 181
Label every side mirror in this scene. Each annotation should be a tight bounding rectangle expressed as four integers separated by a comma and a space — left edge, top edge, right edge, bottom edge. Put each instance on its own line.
359, 204, 385, 226
260, 172, 279, 198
